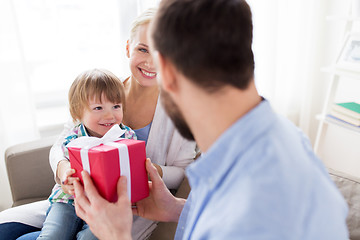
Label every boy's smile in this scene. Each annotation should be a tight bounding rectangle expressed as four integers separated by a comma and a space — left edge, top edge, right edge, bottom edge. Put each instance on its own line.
82, 95, 124, 138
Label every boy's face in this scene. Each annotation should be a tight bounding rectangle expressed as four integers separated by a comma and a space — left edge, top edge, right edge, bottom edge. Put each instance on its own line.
82, 95, 123, 138
126, 23, 157, 87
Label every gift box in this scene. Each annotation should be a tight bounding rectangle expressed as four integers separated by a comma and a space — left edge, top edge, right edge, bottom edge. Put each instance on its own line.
67, 127, 149, 203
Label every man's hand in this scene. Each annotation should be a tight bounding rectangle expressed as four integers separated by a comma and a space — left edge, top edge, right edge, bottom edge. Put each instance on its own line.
133, 159, 186, 222
74, 171, 132, 240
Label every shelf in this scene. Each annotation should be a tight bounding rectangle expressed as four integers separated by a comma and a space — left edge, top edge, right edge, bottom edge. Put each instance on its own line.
321, 66, 360, 80
316, 114, 360, 134
314, 12, 360, 154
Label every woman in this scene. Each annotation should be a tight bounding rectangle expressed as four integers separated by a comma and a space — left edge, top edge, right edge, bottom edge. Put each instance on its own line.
0, 8, 196, 240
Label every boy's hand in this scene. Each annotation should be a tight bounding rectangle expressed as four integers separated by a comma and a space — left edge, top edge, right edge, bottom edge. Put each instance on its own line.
61, 167, 79, 195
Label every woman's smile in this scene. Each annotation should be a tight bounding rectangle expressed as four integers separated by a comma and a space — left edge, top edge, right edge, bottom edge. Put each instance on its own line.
139, 67, 157, 79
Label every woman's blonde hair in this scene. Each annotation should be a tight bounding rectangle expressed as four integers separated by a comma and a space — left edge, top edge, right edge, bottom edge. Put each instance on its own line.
68, 69, 126, 122
129, 8, 157, 42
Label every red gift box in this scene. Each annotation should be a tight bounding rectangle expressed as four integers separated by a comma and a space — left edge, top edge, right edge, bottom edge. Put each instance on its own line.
68, 139, 149, 203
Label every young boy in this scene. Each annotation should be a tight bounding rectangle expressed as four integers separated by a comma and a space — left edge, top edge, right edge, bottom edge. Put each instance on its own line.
39, 68, 136, 240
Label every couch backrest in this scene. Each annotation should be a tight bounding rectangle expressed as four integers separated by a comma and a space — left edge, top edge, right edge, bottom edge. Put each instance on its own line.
5, 136, 57, 207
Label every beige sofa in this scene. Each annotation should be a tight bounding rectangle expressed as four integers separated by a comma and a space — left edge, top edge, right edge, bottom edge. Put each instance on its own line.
4, 138, 360, 239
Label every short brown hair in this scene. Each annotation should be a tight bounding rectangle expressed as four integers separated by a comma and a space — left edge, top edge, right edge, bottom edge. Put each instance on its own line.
152, 0, 254, 92
68, 69, 126, 122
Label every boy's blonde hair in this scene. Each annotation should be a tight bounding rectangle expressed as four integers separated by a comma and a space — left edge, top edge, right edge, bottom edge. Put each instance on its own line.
129, 8, 157, 42
69, 69, 126, 122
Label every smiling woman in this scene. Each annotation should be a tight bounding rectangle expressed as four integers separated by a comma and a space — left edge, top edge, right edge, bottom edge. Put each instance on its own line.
0, 5, 196, 240
126, 26, 158, 87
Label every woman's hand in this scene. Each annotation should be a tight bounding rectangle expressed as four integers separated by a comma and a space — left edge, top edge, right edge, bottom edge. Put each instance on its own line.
133, 159, 186, 222
74, 171, 132, 240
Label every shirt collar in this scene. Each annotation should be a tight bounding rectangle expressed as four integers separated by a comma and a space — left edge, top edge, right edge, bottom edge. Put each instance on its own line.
186, 99, 277, 188
79, 123, 90, 137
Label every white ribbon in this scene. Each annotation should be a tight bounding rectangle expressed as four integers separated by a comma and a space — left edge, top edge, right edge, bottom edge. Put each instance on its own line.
67, 125, 131, 199
105, 142, 131, 200
66, 124, 127, 150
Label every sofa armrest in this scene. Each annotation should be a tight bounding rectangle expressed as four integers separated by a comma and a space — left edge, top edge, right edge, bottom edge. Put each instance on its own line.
5, 136, 57, 207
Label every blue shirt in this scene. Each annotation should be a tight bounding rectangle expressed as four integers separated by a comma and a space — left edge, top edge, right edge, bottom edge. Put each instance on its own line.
175, 100, 348, 239
134, 122, 152, 144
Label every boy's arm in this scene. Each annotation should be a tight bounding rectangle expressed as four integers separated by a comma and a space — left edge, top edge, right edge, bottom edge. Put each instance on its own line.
50, 119, 75, 183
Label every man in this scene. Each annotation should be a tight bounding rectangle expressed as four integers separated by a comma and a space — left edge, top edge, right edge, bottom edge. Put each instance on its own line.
74, 0, 349, 239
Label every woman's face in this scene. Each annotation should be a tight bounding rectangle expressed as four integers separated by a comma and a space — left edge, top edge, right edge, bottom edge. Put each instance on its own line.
126, 23, 157, 87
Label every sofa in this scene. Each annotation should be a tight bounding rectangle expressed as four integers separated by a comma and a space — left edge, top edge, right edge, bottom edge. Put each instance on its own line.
3, 137, 360, 239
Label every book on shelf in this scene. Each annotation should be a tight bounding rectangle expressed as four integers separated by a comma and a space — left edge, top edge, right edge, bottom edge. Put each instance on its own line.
331, 102, 360, 119
329, 104, 360, 127
330, 110, 360, 127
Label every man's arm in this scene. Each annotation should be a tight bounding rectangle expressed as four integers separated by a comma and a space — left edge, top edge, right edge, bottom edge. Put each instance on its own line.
73, 159, 186, 240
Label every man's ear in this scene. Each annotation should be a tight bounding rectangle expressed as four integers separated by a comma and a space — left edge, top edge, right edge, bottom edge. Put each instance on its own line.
156, 52, 178, 93
126, 40, 130, 58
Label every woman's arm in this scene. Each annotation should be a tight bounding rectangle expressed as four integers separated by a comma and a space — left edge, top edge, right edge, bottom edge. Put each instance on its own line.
147, 101, 197, 190
161, 137, 196, 189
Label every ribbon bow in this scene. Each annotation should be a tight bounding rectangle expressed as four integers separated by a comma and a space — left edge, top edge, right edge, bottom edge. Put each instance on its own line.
66, 124, 126, 150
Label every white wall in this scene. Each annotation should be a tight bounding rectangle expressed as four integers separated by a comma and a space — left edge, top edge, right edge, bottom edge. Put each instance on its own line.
318, 125, 360, 177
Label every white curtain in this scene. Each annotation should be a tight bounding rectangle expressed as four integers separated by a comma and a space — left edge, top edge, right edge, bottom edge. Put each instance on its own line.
249, 0, 352, 142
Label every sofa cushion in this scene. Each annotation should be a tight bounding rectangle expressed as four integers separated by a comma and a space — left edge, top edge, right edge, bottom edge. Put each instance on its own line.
329, 168, 360, 240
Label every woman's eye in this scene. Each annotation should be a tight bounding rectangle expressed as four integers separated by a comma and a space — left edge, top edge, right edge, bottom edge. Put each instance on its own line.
113, 104, 122, 109
139, 48, 148, 53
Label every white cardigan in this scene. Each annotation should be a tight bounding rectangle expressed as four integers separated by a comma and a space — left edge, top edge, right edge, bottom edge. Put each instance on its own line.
0, 98, 196, 240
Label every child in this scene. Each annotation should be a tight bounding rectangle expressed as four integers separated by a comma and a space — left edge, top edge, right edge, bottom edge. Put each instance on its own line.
38, 68, 136, 240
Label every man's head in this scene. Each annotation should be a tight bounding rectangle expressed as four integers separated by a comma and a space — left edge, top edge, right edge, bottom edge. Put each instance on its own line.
151, 0, 254, 92
150, 0, 254, 141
